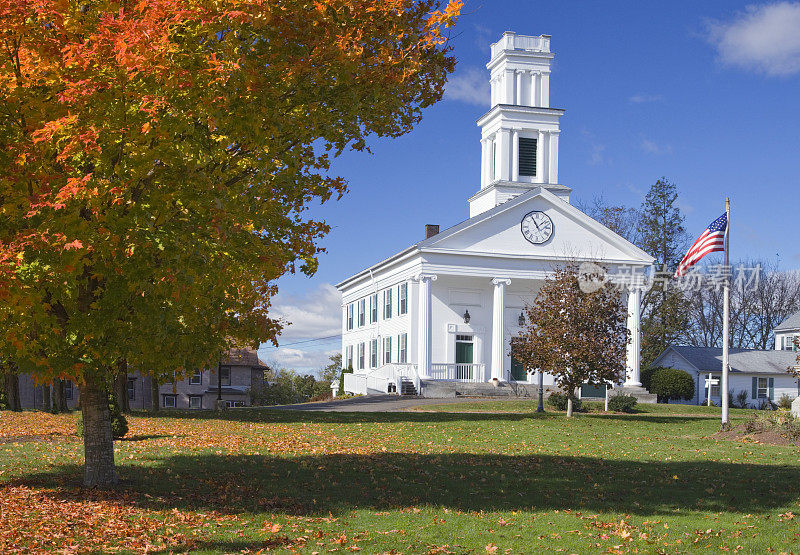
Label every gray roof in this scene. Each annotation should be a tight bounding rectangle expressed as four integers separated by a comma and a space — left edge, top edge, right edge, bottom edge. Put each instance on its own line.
775, 311, 800, 332
665, 345, 798, 375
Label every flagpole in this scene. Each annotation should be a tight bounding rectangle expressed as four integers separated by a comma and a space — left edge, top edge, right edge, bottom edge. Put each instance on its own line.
721, 197, 731, 426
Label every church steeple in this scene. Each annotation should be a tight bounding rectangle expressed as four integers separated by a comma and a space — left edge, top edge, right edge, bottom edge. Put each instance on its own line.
469, 32, 570, 217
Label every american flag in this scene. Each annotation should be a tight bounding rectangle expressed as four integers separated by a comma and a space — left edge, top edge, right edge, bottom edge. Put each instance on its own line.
675, 213, 727, 277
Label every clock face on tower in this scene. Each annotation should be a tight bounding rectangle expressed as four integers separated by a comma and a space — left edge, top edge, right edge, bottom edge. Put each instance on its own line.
520, 211, 554, 244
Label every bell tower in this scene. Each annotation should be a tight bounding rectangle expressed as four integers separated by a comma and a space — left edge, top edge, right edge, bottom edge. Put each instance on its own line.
469, 32, 570, 217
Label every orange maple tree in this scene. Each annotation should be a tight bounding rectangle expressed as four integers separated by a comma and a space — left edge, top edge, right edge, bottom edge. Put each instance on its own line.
0, 0, 461, 486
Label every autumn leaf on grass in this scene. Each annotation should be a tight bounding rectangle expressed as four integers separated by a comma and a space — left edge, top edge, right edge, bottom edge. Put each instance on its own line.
485, 543, 498, 554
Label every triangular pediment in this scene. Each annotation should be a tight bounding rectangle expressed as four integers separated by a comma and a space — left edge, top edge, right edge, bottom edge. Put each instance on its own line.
419, 188, 654, 265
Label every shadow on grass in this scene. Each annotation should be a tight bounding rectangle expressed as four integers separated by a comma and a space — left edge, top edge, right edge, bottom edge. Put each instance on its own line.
131, 408, 715, 426
12, 449, 798, 518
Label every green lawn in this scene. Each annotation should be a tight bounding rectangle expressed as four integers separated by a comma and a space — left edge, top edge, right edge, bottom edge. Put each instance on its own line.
1, 403, 799, 553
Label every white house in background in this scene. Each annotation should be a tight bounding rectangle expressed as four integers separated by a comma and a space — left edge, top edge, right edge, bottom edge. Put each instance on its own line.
651, 346, 798, 407
337, 32, 655, 397
652, 310, 800, 406
775, 310, 800, 351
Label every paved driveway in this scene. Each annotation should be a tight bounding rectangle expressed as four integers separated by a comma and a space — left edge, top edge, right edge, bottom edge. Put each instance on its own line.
269, 395, 491, 412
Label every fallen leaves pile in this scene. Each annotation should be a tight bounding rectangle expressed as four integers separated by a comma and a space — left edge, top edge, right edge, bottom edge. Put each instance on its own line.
0, 485, 231, 553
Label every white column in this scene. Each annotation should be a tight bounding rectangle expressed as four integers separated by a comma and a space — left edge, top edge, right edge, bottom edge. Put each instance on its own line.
504, 69, 515, 104
491, 278, 511, 381
515, 70, 523, 105
480, 138, 488, 188
548, 130, 559, 184
536, 130, 545, 183
416, 273, 437, 378
624, 285, 642, 387
511, 130, 519, 181
498, 129, 511, 181
532, 71, 541, 106
541, 71, 550, 107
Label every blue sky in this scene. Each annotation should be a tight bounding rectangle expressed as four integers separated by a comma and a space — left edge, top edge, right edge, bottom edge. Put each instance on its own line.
260, 0, 800, 371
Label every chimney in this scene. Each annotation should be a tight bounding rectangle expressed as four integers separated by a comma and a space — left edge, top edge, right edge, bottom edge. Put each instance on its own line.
425, 224, 439, 239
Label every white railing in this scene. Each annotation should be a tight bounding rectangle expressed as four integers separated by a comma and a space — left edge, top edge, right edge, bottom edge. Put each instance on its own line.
490, 33, 550, 58
429, 363, 486, 383
344, 364, 421, 396
393, 363, 420, 394
343, 373, 367, 395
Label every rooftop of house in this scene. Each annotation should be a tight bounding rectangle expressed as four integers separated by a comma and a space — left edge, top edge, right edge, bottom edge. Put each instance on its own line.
775, 310, 800, 333
222, 348, 269, 368
663, 345, 798, 375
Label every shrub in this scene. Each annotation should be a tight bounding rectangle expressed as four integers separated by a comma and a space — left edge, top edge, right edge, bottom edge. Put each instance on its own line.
338, 364, 353, 397
756, 398, 776, 411
76, 394, 128, 439
547, 392, 582, 412
648, 367, 694, 403
607, 393, 638, 413
744, 411, 800, 442
731, 390, 749, 409
640, 366, 656, 391
778, 394, 794, 410
0, 389, 7, 411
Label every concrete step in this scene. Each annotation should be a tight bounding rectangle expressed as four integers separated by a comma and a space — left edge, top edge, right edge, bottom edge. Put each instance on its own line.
610, 385, 658, 404
420, 380, 558, 399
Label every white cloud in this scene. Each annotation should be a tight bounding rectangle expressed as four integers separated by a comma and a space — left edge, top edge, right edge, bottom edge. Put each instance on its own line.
445, 67, 490, 106
270, 283, 341, 341
707, 2, 800, 76
266, 348, 339, 373
589, 143, 606, 165
629, 94, 664, 103
640, 138, 673, 155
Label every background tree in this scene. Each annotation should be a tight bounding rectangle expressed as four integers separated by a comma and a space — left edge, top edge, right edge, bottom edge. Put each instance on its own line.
0, 0, 461, 486
510, 265, 629, 417
636, 178, 690, 366
684, 260, 800, 349
320, 353, 342, 384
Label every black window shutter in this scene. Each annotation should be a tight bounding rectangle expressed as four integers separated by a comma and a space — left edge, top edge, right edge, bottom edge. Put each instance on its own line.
518, 138, 537, 177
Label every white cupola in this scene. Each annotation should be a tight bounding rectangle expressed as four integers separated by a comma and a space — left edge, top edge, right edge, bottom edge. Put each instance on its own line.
469, 32, 570, 217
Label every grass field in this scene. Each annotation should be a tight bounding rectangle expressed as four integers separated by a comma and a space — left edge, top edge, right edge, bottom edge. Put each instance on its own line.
2, 402, 799, 553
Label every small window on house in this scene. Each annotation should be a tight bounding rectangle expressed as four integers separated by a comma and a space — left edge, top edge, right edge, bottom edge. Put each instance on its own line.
64, 381, 73, 400
345, 345, 354, 370
358, 343, 365, 370
370, 294, 378, 323
370, 339, 378, 368
398, 333, 407, 363
346, 304, 354, 330
399, 283, 408, 315
757, 377, 769, 399
358, 299, 366, 327
219, 366, 231, 386
127, 378, 136, 401
225, 400, 245, 408
518, 137, 537, 177
384, 289, 392, 319
190, 370, 202, 385
189, 395, 202, 409
163, 394, 177, 408
705, 375, 721, 398
384, 336, 392, 364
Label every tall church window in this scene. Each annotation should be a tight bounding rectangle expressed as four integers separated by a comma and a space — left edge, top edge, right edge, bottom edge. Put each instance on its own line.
518, 137, 537, 176
384, 289, 392, 319
398, 283, 408, 314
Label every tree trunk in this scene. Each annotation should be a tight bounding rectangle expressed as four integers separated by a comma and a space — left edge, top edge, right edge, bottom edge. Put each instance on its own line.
4, 373, 22, 412
566, 396, 573, 418
43, 384, 52, 412
53, 379, 67, 412
150, 377, 159, 413
113, 362, 130, 413
80, 378, 117, 487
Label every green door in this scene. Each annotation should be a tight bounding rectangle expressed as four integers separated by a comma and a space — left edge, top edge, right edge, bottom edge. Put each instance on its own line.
455, 341, 473, 364
455, 338, 473, 380
510, 355, 526, 381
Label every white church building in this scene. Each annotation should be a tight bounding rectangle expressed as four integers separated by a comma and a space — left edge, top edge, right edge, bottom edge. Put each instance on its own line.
337, 32, 655, 397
